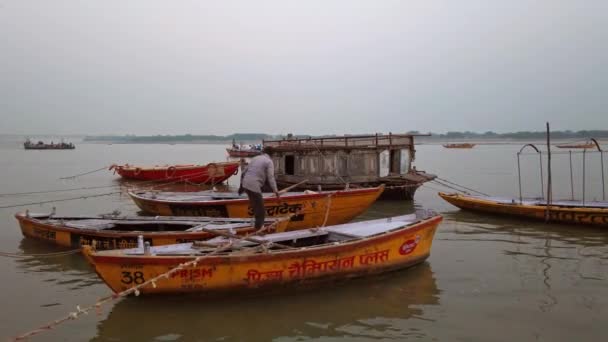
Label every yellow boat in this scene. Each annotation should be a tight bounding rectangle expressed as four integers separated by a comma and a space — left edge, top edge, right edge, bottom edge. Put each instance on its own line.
128, 186, 385, 230
83, 211, 442, 295
439, 192, 608, 226
15, 212, 289, 249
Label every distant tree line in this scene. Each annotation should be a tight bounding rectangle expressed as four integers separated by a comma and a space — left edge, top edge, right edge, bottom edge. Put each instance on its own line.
84, 130, 608, 143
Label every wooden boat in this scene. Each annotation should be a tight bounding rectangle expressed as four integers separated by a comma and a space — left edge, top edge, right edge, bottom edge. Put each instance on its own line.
442, 143, 475, 149
263, 133, 436, 200
83, 210, 442, 294
438, 192, 608, 226
129, 186, 385, 230
226, 148, 261, 158
109, 162, 239, 183
15, 212, 289, 249
556, 142, 596, 149
24, 139, 75, 150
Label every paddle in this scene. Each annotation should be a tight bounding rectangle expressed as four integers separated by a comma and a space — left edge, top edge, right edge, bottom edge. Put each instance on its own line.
277, 179, 309, 196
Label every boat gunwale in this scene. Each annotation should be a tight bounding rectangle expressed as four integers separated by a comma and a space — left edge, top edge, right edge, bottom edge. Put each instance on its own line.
128, 185, 385, 205
14, 213, 275, 238
438, 192, 608, 212
116, 161, 239, 173
88, 214, 442, 265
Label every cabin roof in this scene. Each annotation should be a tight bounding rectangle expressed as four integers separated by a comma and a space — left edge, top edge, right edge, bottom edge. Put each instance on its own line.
263, 133, 427, 152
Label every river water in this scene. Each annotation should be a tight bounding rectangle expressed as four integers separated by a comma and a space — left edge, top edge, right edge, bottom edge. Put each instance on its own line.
0, 141, 607, 341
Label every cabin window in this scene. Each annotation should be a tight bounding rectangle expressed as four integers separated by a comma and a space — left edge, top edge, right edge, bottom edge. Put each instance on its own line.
390, 150, 400, 174
400, 149, 410, 173
379, 150, 390, 177
285, 155, 295, 175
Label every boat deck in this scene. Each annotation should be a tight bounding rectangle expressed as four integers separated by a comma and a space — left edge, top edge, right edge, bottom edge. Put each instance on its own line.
120, 213, 425, 256
468, 195, 608, 209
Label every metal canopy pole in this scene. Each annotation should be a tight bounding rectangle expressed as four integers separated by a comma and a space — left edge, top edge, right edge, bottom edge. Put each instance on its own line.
602, 151, 606, 201
569, 151, 574, 200
545, 122, 552, 222
517, 153, 523, 203
582, 149, 586, 206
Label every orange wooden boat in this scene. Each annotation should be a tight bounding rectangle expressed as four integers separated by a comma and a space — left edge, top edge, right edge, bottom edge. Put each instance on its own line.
128, 186, 385, 230
442, 143, 475, 149
439, 192, 608, 226
15, 212, 289, 249
109, 162, 239, 184
83, 211, 442, 295
556, 142, 596, 149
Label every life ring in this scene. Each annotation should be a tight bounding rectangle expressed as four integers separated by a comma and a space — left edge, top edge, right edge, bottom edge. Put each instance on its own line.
166, 166, 177, 179
133, 167, 142, 176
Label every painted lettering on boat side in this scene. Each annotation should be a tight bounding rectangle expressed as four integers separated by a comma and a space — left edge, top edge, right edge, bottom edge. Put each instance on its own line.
398, 235, 421, 256
248, 203, 303, 217
547, 211, 608, 224
359, 250, 390, 265
71, 235, 144, 249
245, 269, 284, 284
171, 267, 214, 282
33, 227, 56, 240
121, 271, 145, 285
245, 251, 391, 285
169, 205, 228, 217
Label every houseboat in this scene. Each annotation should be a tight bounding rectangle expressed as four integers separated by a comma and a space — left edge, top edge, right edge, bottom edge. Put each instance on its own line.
263, 133, 435, 200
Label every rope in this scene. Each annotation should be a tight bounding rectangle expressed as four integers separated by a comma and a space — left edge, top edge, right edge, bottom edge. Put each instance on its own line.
59, 166, 109, 180
433, 176, 489, 196
14, 224, 284, 341
0, 191, 121, 209
0, 249, 81, 258
320, 194, 333, 227
0, 185, 121, 197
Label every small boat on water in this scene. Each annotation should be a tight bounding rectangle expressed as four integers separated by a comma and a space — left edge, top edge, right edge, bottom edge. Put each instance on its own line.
15, 212, 289, 249
109, 162, 239, 184
83, 210, 442, 295
129, 186, 385, 230
555, 141, 597, 149
24, 139, 75, 150
438, 192, 608, 226
226, 147, 262, 158
442, 143, 476, 149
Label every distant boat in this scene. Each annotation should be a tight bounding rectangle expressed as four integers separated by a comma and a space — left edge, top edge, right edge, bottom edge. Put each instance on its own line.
227, 139, 262, 157
556, 140, 597, 149
23, 139, 75, 150
442, 143, 475, 149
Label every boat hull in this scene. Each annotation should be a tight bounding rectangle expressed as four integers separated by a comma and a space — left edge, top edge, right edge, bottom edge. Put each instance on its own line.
130, 187, 385, 230
15, 214, 289, 249
439, 193, 608, 226
112, 162, 239, 183
84, 215, 442, 294
443, 143, 475, 149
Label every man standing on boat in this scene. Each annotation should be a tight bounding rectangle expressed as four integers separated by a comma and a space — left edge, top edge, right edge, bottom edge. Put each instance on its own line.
239, 148, 280, 230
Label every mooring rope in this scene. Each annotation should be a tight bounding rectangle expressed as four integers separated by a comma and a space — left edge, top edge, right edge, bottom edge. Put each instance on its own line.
14, 216, 293, 341
0, 191, 122, 209
0, 185, 121, 197
59, 166, 109, 180
433, 176, 489, 196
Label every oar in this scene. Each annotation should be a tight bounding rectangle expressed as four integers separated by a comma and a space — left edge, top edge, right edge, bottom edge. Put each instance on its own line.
196, 226, 293, 249
277, 179, 309, 195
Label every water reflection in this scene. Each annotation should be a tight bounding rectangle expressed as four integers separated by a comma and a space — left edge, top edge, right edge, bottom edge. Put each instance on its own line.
92, 263, 439, 341
15, 238, 99, 289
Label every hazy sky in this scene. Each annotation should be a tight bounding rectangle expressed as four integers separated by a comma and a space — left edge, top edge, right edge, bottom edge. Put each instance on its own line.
1, 1, 607, 135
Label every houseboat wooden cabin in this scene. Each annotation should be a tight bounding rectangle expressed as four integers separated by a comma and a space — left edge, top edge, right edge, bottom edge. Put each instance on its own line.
263, 133, 435, 200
